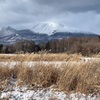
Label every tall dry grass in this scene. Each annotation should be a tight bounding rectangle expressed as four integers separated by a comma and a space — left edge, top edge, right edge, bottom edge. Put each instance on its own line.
0, 60, 100, 94
57, 61, 100, 94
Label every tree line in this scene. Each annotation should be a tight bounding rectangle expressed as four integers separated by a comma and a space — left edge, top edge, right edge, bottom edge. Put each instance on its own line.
0, 40, 40, 54
0, 36, 100, 56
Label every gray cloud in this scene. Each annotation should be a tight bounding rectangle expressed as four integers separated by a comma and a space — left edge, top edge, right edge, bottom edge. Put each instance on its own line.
0, 0, 100, 34
34, 0, 100, 13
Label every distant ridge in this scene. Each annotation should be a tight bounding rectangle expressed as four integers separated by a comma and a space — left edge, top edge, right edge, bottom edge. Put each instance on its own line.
0, 22, 99, 45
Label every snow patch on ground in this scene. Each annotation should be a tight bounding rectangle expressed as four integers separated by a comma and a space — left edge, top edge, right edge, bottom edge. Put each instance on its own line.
0, 57, 100, 68
0, 86, 100, 100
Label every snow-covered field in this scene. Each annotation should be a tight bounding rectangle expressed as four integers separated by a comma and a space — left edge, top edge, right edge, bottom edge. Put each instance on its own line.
0, 57, 100, 68
0, 86, 100, 100
0, 61, 81, 68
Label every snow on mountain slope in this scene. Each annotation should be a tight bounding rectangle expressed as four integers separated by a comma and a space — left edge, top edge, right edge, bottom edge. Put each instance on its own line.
56, 26, 89, 33
32, 22, 64, 35
32, 22, 95, 35
0, 26, 23, 44
0, 26, 17, 38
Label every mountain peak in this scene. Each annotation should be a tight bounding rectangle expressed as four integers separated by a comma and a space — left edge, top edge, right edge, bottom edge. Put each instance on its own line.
31, 21, 92, 35
1, 26, 16, 32
5, 26, 16, 31
6, 26, 12, 29
31, 22, 64, 35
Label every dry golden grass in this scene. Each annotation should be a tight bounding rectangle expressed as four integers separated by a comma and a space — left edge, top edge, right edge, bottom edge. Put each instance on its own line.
13, 64, 60, 88
0, 60, 100, 94
0, 53, 82, 62
0, 66, 11, 81
57, 61, 100, 94
31, 64, 60, 87
92, 53, 100, 58
49, 97, 58, 100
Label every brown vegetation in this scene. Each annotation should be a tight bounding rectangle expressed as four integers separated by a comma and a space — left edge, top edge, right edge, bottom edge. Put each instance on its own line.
0, 58, 100, 94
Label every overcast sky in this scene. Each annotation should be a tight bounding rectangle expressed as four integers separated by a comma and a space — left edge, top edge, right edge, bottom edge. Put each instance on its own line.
0, 0, 100, 34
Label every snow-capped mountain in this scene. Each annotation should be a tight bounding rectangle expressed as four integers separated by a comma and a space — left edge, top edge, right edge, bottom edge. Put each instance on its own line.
0, 22, 99, 45
32, 22, 64, 35
32, 22, 95, 35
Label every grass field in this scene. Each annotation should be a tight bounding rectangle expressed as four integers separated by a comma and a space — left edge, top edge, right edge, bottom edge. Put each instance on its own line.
0, 53, 100, 99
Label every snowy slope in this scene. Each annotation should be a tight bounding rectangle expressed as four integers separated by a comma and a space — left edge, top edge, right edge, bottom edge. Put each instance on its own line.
32, 22, 64, 35
31, 22, 96, 35
0, 26, 22, 45
0, 26, 17, 37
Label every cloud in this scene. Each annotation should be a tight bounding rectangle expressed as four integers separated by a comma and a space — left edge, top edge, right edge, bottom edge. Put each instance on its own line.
0, 0, 100, 34
33, 0, 100, 13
